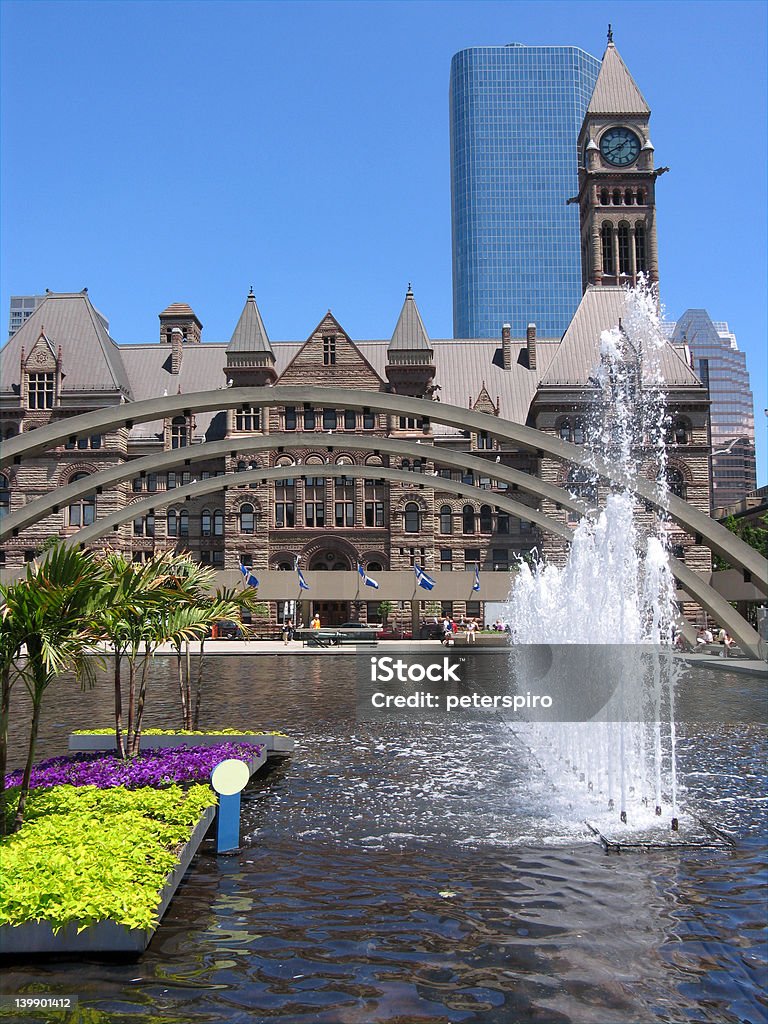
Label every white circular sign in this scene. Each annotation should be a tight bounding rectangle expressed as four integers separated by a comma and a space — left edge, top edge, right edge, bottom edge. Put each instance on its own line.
210, 758, 250, 796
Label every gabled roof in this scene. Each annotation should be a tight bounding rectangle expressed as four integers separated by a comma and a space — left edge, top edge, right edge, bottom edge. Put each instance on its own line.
539, 287, 701, 387
587, 42, 650, 116
0, 292, 132, 397
226, 291, 273, 355
389, 287, 432, 352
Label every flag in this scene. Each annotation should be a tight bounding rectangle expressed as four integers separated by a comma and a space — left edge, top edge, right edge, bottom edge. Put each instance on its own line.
239, 563, 259, 588
358, 563, 380, 589
473, 563, 481, 592
414, 563, 435, 591
296, 558, 310, 591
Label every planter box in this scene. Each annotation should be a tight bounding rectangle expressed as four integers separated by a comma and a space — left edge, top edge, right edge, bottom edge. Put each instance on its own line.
68, 732, 295, 755
0, 805, 216, 956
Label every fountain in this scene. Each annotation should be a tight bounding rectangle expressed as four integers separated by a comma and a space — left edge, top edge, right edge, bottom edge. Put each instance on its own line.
507, 279, 688, 837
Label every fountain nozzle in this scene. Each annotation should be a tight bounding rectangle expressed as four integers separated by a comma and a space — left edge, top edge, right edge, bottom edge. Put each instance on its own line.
620, 811, 627, 824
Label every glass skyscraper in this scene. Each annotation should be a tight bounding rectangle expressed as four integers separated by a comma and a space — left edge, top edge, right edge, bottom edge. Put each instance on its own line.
666, 309, 757, 510
450, 44, 600, 339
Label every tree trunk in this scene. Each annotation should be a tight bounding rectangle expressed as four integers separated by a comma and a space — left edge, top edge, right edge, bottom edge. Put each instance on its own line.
0, 665, 12, 836
193, 638, 206, 729
184, 641, 192, 730
114, 648, 125, 760
130, 655, 152, 757
126, 656, 136, 754
175, 644, 187, 730
13, 678, 44, 833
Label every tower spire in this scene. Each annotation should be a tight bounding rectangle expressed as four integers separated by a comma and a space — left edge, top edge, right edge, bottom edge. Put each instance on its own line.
607, 23, 613, 44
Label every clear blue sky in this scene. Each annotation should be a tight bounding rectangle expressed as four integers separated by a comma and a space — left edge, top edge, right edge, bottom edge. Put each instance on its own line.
1, 0, 765, 482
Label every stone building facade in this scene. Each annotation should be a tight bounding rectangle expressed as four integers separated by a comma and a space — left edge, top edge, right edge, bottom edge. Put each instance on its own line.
0, 39, 712, 626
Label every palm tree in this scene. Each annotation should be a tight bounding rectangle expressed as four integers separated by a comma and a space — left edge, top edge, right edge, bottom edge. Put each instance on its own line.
0, 545, 106, 832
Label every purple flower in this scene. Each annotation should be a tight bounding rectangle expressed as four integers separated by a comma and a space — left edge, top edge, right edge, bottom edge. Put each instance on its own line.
4, 743, 264, 791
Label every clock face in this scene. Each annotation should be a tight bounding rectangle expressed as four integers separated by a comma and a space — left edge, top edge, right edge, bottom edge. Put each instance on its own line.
599, 127, 641, 166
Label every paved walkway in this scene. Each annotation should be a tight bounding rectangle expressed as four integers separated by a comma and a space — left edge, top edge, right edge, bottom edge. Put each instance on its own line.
141, 640, 767, 675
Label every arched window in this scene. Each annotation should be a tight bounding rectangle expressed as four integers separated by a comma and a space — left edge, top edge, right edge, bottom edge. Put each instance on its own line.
566, 468, 598, 523
559, 419, 571, 441
178, 509, 189, 536
201, 508, 212, 537
636, 188, 645, 205
601, 222, 613, 274
404, 502, 421, 533
479, 505, 493, 533
236, 461, 247, 474
666, 468, 686, 499
635, 222, 647, 274
612, 188, 622, 205
462, 504, 475, 535
618, 223, 631, 275
573, 418, 585, 445
439, 505, 453, 534
600, 188, 609, 205
334, 477, 354, 527
367, 561, 383, 572
213, 509, 224, 536
68, 473, 96, 527
624, 188, 634, 205
0, 474, 9, 519
167, 509, 178, 537
666, 418, 689, 445
401, 459, 410, 472
239, 503, 255, 534
170, 416, 188, 449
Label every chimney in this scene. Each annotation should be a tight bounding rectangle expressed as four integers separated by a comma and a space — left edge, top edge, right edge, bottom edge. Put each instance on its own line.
170, 327, 184, 375
526, 323, 537, 371
502, 323, 512, 370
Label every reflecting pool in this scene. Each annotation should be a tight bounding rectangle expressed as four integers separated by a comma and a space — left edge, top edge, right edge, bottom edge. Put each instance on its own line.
3, 654, 766, 1024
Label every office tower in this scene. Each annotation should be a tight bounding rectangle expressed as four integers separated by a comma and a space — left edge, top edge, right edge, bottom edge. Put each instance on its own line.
668, 309, 757, 509
450, 43, 600, 339
8, 295, 46, 338
8, 292, 109, 339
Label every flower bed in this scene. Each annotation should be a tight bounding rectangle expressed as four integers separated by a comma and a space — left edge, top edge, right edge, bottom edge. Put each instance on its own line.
69, 730, 294, 754
0, 784, 217, 953
6, 742, 265, 792
0, 741, 270, 954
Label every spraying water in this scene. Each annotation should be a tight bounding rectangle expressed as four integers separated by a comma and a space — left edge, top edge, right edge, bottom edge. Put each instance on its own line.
508, 279, 684, 831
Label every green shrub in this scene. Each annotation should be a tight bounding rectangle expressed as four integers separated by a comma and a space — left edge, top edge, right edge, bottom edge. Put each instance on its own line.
0, 784, 216, 933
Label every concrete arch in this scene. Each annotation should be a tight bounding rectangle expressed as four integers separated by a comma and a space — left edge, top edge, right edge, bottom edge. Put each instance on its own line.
1, 385, 764, 592
45, 462, 762, 658
0, 433, 584, 542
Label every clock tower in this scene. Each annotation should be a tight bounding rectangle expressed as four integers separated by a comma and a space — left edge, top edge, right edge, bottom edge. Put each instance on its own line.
577, 30, 662, 290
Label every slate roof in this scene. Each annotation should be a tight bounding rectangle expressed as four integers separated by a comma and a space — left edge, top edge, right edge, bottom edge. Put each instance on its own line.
539, 287, 701, 387
0, 292, 132, 398
587, 42, 650, 116
226, 291, 273, 354
389, 288, 432, 352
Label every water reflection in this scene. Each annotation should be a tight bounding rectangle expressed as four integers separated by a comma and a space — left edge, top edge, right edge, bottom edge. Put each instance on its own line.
3, 655, 766, 1024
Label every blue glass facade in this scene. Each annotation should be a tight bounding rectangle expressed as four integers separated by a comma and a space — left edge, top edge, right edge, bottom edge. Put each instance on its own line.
450, 44, 600, 339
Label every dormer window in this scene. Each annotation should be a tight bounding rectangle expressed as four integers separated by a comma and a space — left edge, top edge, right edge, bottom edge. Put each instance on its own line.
28, 372, 55, 409
170, 416, 188, 449
323, 335, 336, 366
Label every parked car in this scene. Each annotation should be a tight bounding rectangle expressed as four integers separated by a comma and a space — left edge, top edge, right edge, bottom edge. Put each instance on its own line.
208, 619, 243, 640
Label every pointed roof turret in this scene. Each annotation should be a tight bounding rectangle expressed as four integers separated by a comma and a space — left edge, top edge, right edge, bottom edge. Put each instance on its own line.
587, 38, 650, 116
226, 289, 273, 355
389, 285, 432, 352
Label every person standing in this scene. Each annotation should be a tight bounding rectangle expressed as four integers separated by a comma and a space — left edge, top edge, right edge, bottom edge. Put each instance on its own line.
467, 618, 477, 644
311, 613, 321, 631
283, 617, 294, 645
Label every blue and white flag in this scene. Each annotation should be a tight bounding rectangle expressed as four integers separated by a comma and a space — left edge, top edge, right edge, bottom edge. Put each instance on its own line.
358, 563, 380, 589
473, 563, 481, 592
239, 563, 259, 588
297, 562, 310, 591
414, 563, 435, 591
